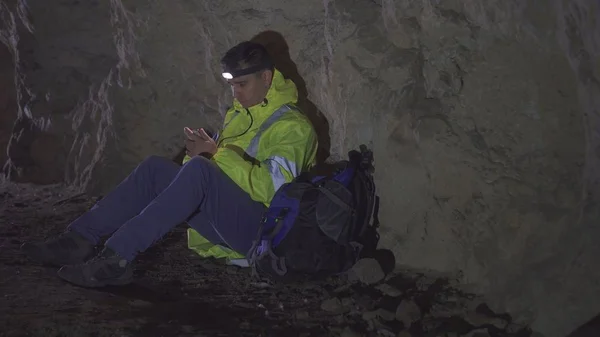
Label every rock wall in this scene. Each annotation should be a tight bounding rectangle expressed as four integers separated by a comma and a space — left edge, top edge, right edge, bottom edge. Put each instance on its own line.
0, 43, 15, 172
1, 0, 599, 336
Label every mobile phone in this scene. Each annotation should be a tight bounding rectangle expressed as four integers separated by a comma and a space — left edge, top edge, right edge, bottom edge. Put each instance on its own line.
200, 129, 219, 142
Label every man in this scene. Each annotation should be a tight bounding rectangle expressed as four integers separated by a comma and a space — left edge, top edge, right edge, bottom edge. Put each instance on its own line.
21, 41, 318, 287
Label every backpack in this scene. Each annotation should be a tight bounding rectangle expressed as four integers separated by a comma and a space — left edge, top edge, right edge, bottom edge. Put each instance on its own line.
247, 144, 380, 282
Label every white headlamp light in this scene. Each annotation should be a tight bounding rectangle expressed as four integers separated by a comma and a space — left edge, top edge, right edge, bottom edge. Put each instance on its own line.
222, 72, 233, 80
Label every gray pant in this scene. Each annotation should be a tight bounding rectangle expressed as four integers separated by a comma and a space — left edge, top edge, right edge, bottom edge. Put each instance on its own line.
68, 155, 266, 261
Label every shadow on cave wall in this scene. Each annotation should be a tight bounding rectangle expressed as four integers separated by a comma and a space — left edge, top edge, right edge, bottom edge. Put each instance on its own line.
250, 30, 331, 164
565, 313, 600, 337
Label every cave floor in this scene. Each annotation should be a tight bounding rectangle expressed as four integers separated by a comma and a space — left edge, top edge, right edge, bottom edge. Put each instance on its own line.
1, 182, 533, 337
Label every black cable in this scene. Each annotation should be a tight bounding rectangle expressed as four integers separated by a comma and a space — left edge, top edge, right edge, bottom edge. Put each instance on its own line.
217, 108, 254, 147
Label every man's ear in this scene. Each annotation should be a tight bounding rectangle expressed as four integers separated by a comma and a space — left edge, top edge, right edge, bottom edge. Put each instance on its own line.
261, 69, 273, 86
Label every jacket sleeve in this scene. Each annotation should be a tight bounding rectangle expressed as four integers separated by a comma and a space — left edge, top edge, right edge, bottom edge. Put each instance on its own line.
212, 119, 318, 205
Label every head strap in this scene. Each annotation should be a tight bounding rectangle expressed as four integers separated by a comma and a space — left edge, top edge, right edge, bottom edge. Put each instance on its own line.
222, 61, 273, 80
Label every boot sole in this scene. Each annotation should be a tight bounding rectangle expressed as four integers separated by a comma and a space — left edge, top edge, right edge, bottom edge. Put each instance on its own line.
57, 268, 134, 288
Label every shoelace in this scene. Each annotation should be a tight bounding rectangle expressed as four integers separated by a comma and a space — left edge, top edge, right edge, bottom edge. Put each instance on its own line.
83, 250, 116, 266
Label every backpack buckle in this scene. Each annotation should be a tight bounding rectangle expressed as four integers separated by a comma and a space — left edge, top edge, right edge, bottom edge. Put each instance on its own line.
276, 207, 289, 221
359, 144, 375, 173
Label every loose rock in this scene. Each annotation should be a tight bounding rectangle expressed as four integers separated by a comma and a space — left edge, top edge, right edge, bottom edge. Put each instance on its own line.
348, 258, 385, 285
464, 328, 491, 337
376, 283, 403, 297
295, 311, 310, 320
334, 284, 352, 293
321, 297, 347, 314
181, 325, 194, 333
362, 308, 396, 322
340, 326, 363, 337
428, 302, 465, 318
376, 327, 395, 336
129, 299, 152, 307
506, 322, 529, 334
464, 311, 508, 329
395, 299, 421, 328
341, 297, 354, 308
421, 316, 441, 332
354, 294, 379, 311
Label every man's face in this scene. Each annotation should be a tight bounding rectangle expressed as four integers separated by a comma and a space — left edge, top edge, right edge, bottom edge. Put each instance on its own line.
227, 70, 273, 108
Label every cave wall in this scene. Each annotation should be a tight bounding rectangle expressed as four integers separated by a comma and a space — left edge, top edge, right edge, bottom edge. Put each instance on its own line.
0, 0, 116, 184
1, 0, 599, 336
0, 43, 15, 172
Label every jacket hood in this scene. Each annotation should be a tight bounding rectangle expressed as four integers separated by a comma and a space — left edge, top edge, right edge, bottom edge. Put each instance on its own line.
232, 68, 298, 113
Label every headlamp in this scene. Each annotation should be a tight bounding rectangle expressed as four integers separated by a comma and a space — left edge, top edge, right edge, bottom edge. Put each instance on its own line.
221, 61, 273, 80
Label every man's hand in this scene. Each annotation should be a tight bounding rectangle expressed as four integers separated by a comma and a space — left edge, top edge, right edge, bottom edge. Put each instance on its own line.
184, 127, 217, 158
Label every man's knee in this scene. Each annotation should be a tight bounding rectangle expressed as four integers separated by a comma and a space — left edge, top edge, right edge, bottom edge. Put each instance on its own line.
184, 155, 212, 169
139, 155, 173, 171
181, 156, 219, 179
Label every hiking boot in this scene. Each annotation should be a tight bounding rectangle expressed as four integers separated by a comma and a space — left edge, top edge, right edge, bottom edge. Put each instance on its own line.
21, 230, 96, 267
57, 246, 133, 288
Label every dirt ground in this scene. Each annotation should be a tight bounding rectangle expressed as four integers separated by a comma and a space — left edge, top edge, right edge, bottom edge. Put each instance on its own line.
1, 182, 534, 337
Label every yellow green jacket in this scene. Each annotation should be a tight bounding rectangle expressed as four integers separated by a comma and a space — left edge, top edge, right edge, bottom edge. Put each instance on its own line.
184, 69, 318, 260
